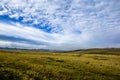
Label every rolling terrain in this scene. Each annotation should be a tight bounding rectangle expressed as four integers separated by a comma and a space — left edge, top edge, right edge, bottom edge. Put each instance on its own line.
0, 48, 120, 80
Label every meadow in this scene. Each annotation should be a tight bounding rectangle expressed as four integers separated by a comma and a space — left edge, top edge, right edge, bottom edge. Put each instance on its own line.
0, 48, 120, 80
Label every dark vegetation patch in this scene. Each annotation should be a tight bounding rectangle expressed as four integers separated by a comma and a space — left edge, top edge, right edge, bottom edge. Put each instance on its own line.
0, 68, 28, 80
92, 56, 108, 60
44, 57, 65, 63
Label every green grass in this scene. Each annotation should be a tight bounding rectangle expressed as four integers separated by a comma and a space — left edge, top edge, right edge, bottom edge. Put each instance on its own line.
0, 48, 120, 80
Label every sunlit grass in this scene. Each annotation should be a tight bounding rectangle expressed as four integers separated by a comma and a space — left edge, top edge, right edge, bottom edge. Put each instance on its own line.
0, 48, 120, 80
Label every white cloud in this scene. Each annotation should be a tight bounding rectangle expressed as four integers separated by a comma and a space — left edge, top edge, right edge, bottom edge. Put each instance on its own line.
0, 40, 46, 49
0, 0, 120, 50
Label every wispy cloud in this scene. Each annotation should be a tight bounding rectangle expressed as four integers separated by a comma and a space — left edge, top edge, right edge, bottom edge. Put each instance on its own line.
0, 0, 120, 50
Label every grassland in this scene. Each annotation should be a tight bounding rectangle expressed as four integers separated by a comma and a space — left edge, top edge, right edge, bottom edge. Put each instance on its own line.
0, 48, 120, 80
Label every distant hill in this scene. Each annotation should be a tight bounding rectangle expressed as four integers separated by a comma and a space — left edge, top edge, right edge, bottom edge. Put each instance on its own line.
0, 47, 120, 52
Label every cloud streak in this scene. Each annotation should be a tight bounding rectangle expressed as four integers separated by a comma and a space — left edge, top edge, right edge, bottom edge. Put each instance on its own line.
0, 0, 120, 50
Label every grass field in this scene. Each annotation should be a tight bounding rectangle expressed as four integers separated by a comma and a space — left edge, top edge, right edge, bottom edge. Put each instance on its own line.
0, 48, 120, 80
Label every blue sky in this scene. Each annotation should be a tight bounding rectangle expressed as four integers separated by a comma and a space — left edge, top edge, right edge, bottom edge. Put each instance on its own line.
0, 0, 120, 50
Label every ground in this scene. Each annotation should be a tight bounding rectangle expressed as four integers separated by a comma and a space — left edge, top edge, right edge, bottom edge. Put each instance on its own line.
0, 48, 120, 80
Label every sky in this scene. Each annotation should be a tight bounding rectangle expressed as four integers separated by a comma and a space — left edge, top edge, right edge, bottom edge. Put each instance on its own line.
0, 0, 120, 51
